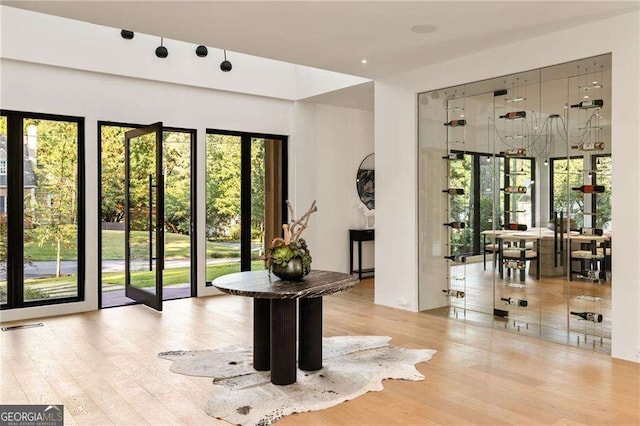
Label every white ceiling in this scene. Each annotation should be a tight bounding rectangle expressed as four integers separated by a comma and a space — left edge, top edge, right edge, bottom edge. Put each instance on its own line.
301, 81, 375, 111
3, 1, 638, 79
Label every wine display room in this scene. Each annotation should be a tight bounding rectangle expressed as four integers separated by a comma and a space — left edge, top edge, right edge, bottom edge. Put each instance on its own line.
419, 54, 613, 353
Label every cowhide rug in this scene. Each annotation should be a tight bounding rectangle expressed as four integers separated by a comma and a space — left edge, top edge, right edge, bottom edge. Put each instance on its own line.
159, 336, 435, 425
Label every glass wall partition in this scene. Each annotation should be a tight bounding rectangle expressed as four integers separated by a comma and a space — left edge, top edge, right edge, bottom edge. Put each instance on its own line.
418, 54, 612, 353
1, 110, 84, 309
205, 130, 287, 284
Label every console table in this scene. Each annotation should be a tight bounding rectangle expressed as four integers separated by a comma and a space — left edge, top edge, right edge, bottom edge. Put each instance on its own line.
213, 270, 358, 385
349, 229, 375, 280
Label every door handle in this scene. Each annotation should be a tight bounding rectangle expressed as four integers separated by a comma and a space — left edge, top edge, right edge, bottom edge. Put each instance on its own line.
157, 173, 164, 272
149, 174, 153, 272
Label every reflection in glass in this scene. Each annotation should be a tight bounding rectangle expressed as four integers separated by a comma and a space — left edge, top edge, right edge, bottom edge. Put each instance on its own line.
480, 155, 503, 235
418, 54, 612, 354
505, 157, 534, 227
448, 153, 473, 254
551, 157, 584, 228
593, 155, 611, 230
357, 154, 375, 210
23, 119, 79, 301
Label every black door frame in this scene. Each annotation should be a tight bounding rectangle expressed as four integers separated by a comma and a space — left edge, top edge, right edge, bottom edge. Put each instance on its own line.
205, 129, 288, 275
124, 123, 164, 311
97, 121, 198, 309
0, 109, 85, 310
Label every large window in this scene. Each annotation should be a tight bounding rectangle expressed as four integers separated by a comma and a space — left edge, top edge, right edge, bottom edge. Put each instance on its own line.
592, 154, 612, 230
448, 151, 532, 255
550, 156, 584, 228
1, 111, 84, 309
448, 153, 473, 254
503, 156, 535, 227
205, 130, 286, 283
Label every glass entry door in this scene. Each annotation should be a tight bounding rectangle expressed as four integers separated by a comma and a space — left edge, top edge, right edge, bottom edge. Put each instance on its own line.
125, 123, 164, 310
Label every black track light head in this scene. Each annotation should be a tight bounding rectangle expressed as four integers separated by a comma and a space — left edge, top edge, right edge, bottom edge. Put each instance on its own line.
220, 49, 232, 72
156, 46, 168, 58
155, 37, 168, 58
121, 29, 134, 40
220, 60, 232, 72
195, 45, 208, 57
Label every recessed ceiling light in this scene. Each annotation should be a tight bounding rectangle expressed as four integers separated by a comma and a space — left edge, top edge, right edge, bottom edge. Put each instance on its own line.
411, 24, 438, 34
361, 59, 368, 64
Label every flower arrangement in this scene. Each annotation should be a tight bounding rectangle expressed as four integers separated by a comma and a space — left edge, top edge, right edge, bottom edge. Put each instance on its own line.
267, 200, 318, 280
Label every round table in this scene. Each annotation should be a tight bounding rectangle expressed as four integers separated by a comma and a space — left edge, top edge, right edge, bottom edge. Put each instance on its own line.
213, 270, 358, 385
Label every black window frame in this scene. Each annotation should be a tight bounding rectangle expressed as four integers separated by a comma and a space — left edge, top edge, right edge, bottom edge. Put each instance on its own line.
0, 109, 85, 310
205, 129, 288, 280
502, 155, 536, 228
591, 153, 612, 229
449, 150, 539, 255
549, 155, 584, 221
97, 121, 198, 309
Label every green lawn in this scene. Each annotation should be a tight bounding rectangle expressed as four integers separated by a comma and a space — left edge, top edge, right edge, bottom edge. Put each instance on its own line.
1, 261, 267, 296
102, 260, 263, 288
24, 230, 245, 261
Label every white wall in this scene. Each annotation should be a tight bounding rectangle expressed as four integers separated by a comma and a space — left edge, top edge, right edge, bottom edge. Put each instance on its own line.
375, 82, 419, 311
375, 11, 640, 362
291, 102, 374, 273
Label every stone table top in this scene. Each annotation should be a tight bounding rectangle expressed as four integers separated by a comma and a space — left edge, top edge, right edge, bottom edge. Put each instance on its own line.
212, 270, 359, 299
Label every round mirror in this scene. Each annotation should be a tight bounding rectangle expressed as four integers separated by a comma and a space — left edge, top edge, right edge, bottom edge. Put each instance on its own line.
356, 153, 375, 210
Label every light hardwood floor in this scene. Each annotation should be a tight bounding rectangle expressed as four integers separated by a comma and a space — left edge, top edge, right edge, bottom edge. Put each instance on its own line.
1, 279, 638, 425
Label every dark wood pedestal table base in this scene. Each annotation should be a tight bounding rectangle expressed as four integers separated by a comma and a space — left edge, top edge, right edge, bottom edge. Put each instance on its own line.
213, 270, 358, 385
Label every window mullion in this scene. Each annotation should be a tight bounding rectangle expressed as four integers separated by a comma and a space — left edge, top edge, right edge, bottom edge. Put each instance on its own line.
7, 114, 25, 306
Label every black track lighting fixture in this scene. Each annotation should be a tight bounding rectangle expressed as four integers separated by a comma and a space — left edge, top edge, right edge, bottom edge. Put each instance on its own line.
155, 37, 168, 58
120, 29, 134, 40
220, 49, 232, 72
195, 45, 208, 57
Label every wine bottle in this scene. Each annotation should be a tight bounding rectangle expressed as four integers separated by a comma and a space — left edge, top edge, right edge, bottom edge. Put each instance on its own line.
442, 188, 465, 195
580, 228, 604, 236
579, 270, 606, 280
502, 223, 527, 231
572, 185, 605, 194
501, 297, 528, 307
499, 111, 527, 120
570, 311, 603, 323
503, 260, 525, 270
444, 255, 467, 263
500, 148, 527, 157
442, 289, 465, 298
443, 221, 466, 229
442, 153, 465, 160
570, 99, 604, 109
502, 186, 527, 194
572, 142, 605, 151
444, 119, 466, 127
